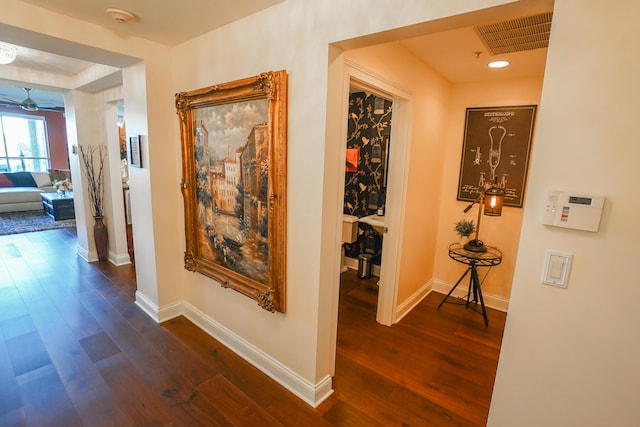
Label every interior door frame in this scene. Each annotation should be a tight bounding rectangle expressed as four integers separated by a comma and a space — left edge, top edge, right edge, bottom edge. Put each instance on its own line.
342, 60, 413, 326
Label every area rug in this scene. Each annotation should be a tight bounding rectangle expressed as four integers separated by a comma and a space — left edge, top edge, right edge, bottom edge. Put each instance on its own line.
0, 210, 76, 236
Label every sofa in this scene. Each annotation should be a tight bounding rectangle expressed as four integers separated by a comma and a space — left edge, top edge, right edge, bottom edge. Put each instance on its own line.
0, 171, 57, 213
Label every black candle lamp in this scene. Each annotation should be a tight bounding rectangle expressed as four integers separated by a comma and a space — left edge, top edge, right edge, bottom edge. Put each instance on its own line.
463, 181, 504, 252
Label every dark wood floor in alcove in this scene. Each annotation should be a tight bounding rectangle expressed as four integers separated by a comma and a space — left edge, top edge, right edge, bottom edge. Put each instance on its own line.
0, 228, 505, 426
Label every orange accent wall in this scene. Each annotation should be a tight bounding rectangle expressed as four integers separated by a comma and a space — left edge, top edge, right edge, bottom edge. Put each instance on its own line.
0, 106, 69, 169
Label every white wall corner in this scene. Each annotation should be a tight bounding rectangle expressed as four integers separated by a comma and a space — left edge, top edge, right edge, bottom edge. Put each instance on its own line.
77, 245, 95, 262
110, 251, 132, 266
432, 279, 509, 312
134, 291, 183, 323
134, 290, 161, 322
183, 302, 334, 408
395, 280, 433, 322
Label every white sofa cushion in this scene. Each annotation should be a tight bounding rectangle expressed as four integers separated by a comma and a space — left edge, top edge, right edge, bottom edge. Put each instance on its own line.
0, 187, 45, 204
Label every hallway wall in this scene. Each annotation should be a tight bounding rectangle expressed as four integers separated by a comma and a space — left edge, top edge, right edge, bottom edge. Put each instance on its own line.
488, 1, 640, 424
434, 77, 544, 304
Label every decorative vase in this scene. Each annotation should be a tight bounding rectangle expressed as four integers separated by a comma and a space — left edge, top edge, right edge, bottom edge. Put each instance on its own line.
93, 216, 109, 262
460, 235, 470, 245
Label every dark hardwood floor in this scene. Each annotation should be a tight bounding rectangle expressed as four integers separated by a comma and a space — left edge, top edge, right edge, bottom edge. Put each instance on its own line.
0, 228, 505, 426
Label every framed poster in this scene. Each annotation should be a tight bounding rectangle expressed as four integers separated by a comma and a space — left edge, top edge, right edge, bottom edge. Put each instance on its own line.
175, 70, 287, 313
457, 105, 537, 207
129, 136, 141, 167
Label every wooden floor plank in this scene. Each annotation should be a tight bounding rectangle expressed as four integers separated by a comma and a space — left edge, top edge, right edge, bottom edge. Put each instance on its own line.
94, 353, 176, 426
79, 284, 232, 426
197, 373, 284, 427
16, 364, 83, 427
0, 338, 22, 416
21, 285, 134, 427
0, 229, 505, 426
5, 331, 51, 376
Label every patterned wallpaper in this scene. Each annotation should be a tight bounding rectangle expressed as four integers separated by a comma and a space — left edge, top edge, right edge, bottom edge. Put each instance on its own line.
343, 91, 393, 264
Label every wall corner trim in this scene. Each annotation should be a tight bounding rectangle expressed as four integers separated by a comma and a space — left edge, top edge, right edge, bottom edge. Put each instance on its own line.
395, 280, 433, 323
183, 302, 334, 408
134, 294, 334, 407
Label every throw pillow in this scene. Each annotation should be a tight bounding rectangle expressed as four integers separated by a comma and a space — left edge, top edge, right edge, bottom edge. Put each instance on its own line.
48, 168, 71, 183
0, 173, 14, 188
4, 172, 37, 187
32, 172, 53, 188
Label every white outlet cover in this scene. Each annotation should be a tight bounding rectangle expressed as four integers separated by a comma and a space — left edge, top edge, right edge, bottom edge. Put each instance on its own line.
542, 250, 573, 288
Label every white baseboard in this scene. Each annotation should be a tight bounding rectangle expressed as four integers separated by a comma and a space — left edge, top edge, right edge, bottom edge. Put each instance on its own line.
77, 244, 95, 262
183, 302, 333, 407
134, 290, 161, 322
395, 280, 432, 322
432, 279, 509, 312
133, 293, 333, 407
157, 301, 184, 323
111, 251, 132, 266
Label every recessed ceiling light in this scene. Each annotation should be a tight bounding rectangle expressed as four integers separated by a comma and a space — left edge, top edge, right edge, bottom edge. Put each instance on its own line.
488, 60, 510, 69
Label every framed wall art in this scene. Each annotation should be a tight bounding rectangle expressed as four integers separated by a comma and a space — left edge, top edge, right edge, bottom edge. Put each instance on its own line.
457, 105, 537, 207
129, 135, 141, 167
175, 70, 288, 313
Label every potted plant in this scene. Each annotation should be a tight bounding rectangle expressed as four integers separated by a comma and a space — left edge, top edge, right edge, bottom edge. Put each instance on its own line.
79, 144, 108, 262
454, 219, 475, 244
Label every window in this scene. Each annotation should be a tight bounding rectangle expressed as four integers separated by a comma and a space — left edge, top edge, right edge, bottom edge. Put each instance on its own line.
0, 113, 50, 172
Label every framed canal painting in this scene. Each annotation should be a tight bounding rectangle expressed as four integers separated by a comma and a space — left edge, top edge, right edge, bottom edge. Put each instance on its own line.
457, 105, 537, 207
176, 70, 288, 313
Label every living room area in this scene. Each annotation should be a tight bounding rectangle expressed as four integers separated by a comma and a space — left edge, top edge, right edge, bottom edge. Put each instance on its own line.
0, 103, 77, 236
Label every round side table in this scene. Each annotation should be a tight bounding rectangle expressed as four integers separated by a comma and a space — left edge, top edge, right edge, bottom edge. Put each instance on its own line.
437, 243, 502, 326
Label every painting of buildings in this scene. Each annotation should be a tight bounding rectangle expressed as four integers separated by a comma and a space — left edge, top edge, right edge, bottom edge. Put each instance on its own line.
194, 99, 270, 285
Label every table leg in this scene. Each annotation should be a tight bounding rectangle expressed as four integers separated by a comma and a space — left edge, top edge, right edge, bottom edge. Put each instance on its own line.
437, 267, 471, 310
470, 265, 489, 326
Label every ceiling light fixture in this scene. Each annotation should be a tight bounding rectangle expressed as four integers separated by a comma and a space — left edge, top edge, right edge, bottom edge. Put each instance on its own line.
488, 60, 510, 69
0, 42, 17, 65
106, 8, 136, 24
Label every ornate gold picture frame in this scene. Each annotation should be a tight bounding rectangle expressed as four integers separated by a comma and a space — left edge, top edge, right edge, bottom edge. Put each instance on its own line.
176, 70, 287, 312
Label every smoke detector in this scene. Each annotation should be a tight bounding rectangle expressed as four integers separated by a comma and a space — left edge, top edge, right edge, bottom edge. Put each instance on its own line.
106, 8, 136, 24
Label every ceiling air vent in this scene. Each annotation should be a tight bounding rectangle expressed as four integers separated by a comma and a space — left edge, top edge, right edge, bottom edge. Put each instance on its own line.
475, 12, 553, 55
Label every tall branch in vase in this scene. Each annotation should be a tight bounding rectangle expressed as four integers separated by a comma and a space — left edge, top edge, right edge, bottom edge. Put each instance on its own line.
79, 145, 106, 218
79, 144, 109, 262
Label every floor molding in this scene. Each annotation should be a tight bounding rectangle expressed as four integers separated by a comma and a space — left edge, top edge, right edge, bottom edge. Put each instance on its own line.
395, 280, 432, 323
134, 293, 333, 408
134, 290, 161, 322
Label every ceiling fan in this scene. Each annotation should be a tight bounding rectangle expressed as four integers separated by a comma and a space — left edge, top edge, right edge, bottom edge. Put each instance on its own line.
0, 87, 64, 112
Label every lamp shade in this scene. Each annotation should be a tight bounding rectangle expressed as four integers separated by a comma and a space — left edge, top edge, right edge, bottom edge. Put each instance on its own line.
483, 185, 504, 216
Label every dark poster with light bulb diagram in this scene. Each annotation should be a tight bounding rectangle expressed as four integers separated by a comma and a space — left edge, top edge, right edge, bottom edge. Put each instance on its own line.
457, 105, 537, 207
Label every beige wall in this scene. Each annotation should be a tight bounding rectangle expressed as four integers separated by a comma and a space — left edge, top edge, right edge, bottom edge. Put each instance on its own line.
342, 47, 543, 308
171, 0, 520, 397
343, 43, 452, 311
7, 0, 639, 421
488, 0, 640, 425
434, 77, 543, 303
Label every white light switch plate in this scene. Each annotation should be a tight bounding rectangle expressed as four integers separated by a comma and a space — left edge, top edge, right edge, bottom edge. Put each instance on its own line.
542, 250, 573, 288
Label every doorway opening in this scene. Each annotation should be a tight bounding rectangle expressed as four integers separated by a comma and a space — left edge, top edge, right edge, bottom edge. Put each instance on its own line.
336, 63, 413, 327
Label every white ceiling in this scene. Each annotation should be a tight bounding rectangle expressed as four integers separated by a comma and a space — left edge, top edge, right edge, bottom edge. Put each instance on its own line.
1, 0, 552, 108
15, 0, 286, 47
